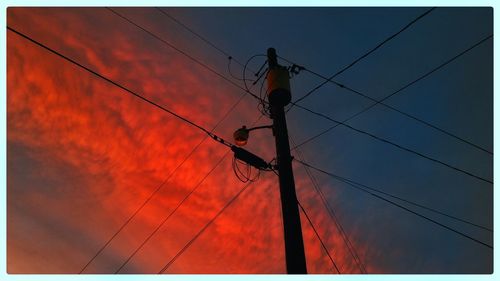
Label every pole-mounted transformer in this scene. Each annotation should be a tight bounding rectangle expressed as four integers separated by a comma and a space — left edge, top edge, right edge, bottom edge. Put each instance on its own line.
266, 48, 291, 107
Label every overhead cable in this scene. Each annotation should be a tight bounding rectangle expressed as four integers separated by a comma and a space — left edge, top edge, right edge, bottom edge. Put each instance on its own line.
294, 159, 493, 250
291, 7, 436, 106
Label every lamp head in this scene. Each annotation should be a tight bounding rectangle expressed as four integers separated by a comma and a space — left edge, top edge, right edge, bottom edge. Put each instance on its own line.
233, 126, 249, 146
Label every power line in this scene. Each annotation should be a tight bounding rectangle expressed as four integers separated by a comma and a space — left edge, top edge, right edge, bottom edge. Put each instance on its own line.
155, 7, 267, 83
154, 7, 260, 83
296, 160, 367, 273
106, 7, 262, 102
80, 135, 211, 273
293, 152, 492, 232
114, 113, 266, 273
115, 150, 231, 273
293, 103, 492, 184
243, 54, 271, 117
158, 180, 255, 274
343, 34, 493, 127
291, 7, 436, 106
297, 201, 340, 274
280, 53, 492, 154
291, 34, 493, 156
75, 74, 246, 272
294, 159, 493, 250
6, 25, 248, 272
287, 35, 494, 183
8, 17, 278, 273
7, 26, 238, 150
291, 137, 367, 273
9, 21, 277, 273
12, 7, 491, 271
109, 4, 475, 183
107, 5, 494, 262
155, 7, 247, 69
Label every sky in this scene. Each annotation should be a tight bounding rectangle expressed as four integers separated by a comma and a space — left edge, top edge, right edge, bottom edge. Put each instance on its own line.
5, 7, 493, 274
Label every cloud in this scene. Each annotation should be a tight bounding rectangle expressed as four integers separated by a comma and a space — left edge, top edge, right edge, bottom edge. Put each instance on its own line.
7, 7, 370, 274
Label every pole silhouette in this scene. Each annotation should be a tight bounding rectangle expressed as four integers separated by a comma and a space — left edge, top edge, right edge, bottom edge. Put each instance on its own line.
267, 47, 307, 274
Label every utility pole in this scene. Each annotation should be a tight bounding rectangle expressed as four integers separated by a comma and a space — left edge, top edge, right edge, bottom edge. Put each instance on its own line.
267, 48, 307, 274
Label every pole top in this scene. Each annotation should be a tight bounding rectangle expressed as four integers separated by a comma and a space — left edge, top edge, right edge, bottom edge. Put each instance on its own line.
267, 48, 278, 68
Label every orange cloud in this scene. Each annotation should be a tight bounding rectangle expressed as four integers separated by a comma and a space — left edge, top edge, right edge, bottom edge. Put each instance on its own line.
7, 7, 370, 274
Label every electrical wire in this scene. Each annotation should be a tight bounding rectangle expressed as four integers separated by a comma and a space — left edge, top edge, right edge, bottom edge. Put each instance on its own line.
155, 7, 247, 69
11, 17, 291, 272
158, 180, 255, 273
153, 7, 268, 100
292, 140, 493, 232
155, 15, 247, 82
6, 28, 252, 273
7, 26, 238, 151
114, 150, 231, 273
6, 24, 253, 273
242, 54, 271, 117
291, 7, 436, 106
291, 137, 367, 273
257, 76, 268, 117
279, 51, 492, 155
106, 7, 262, 102
105, 8, 279, 170
112, 9, 272, 186
342, 34, 493, 128
290, 35, 493, 170
12, 7, 490, 271
293, 103, 492, 185
307, 158, 493, 232
112, 108, 265, 272
294, 159, 493, 250
227, 56, 253, 81
297, 201, 340, 274
287, 33, 494, 183
233, 156, 258, 183
77, 77, 244, 273
94, 6, 488, 187
233, 157, 247, 182
81, 135, 211, 273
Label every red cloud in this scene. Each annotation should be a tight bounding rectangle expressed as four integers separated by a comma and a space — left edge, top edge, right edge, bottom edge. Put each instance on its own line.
7, 7, 370, 274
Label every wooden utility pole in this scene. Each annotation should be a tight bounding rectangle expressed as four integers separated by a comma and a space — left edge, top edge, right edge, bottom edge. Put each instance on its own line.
267, 47, 307, 274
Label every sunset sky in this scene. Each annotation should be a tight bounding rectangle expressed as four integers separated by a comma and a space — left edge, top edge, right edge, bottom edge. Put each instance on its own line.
5, 6, 493, 274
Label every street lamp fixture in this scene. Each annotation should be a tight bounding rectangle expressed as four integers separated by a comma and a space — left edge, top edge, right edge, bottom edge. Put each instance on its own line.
233, 125, 273, 146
